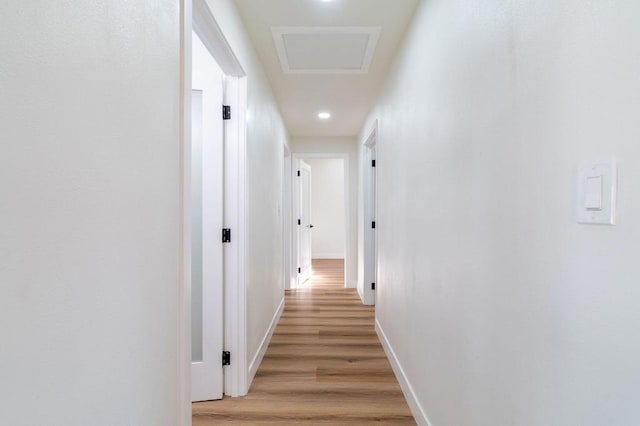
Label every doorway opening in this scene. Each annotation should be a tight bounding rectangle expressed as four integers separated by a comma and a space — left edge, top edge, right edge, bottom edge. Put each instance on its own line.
181, 0, 249, 420
291, 154, 350, 289
306, 158, 346, 264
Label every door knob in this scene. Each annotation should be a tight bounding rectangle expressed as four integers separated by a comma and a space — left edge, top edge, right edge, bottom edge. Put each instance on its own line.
307, 224, 314, 229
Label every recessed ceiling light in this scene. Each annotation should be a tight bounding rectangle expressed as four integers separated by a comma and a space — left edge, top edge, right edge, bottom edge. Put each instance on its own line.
318, 112, 331, 120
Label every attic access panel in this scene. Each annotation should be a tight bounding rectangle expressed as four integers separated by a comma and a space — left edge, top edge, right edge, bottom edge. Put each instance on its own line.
271, 26, 381, 74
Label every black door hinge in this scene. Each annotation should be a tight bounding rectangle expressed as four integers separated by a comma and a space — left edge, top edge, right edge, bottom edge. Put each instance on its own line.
372, 159, 376, 167
298, 267, 301, 273
222, 228, 231, 243
222, 105, 231, 120
297, 170, 301, 177
298, 219, 301, 225
222, 351, 231, 366
372, 221, 376, 229
371, 283, 376, 290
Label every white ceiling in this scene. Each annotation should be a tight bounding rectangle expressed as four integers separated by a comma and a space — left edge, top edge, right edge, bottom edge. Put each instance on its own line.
232, 0, 420, 137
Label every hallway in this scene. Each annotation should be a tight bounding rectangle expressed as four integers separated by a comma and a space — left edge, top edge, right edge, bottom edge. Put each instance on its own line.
192, 259, 415, 424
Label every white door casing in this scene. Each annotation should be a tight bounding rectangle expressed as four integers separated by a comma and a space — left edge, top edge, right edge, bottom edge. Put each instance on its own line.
362, 126, 377, 306
191, 30, 224, 402
370, 145, 377, 305
283, 145, 293, 290
297, 160, 313, 285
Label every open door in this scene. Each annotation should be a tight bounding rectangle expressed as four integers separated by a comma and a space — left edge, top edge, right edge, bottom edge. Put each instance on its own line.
297, 160, 313, 285
191, 31, 224, 402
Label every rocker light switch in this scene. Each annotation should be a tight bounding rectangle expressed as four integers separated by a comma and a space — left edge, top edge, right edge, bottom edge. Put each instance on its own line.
584, 175, 603, 210
577, 161, 616, 225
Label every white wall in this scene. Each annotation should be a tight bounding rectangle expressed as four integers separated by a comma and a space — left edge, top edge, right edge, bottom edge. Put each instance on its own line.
0, 1, 182, 425
362, 0, 640, 425
292, 137, 358, 288
204, 0, 289, 378
306, 159, 345, 259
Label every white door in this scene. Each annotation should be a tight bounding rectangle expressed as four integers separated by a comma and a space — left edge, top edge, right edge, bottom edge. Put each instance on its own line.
298, 160, 313, 285
191, 31, 224, 402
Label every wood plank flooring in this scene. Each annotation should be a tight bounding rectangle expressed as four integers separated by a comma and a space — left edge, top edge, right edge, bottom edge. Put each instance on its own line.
192, 259, 415, 425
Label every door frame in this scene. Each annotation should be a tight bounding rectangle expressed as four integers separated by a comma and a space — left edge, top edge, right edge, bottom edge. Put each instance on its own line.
180, 0, 248, 423
361, 123, 377, 306
283, 144, 294, 290
291, 153, 350, 288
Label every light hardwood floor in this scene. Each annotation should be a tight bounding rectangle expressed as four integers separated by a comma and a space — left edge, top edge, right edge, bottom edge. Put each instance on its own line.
192, 259, 415, 425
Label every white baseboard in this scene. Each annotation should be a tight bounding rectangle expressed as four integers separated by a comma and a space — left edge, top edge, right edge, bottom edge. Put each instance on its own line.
248, 297, 284, 387
376, 319, 432, 426
346, 279, 357, 289
311, 254, 345, 259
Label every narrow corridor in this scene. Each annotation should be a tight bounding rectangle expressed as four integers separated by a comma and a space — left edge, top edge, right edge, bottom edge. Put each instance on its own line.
192, 259, 415, 424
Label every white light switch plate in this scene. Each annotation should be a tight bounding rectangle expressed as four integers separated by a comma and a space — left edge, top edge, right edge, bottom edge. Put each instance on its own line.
577, 160, 617, 225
